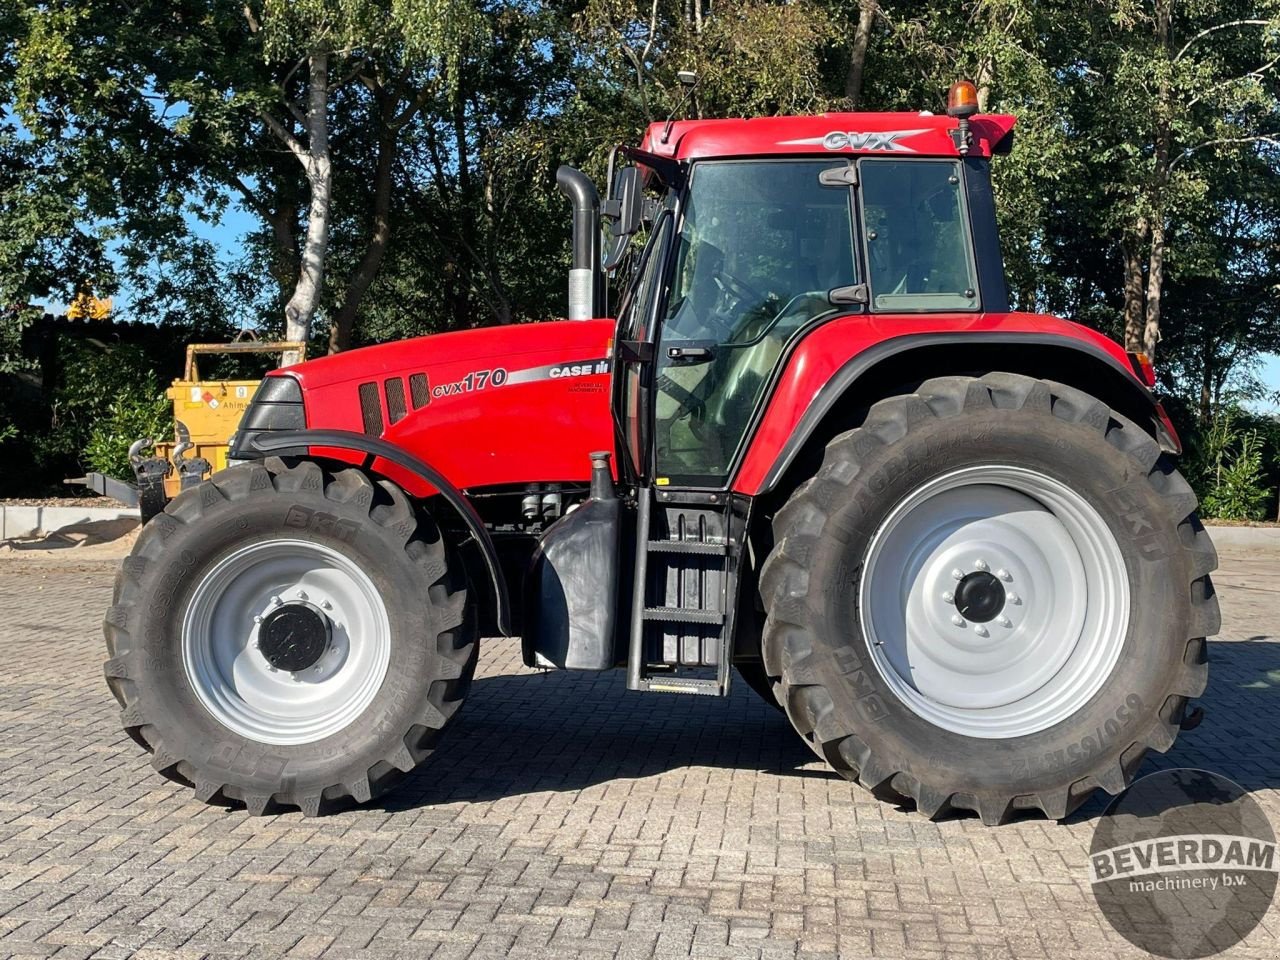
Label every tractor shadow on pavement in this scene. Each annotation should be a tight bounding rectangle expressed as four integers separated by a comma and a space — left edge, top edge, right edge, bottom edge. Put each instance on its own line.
374, 636, 1280, 823
375, 663, 830, 813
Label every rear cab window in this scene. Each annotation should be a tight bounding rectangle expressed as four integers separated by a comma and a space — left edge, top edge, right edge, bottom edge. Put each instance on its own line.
859, 159, 979, 312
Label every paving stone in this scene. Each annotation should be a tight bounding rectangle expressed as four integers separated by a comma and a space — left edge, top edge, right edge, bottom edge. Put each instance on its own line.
0, 546, 1277, 958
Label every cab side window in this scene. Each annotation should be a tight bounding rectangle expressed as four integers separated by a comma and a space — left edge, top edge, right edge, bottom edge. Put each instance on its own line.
860, 159, 979, 311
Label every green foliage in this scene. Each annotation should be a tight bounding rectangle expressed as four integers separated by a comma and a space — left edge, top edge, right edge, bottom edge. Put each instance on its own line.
1194, 412, 1277, 521
2, 0, 1279, 500
258, 0, 486, 86
25, 341, 173, 490
84, 390, 172, 482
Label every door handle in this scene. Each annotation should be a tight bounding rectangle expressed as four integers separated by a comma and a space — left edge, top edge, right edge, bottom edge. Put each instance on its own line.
666, 345, 716, 365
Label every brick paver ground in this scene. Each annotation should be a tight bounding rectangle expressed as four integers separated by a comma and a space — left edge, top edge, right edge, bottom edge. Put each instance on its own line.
0, 539, 1277, 959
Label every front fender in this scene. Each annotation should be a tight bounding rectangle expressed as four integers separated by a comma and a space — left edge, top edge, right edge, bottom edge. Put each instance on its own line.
246, 429, 512, 636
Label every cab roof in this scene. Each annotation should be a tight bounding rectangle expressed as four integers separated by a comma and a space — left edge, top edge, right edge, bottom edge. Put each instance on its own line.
641, 112, 1016, 162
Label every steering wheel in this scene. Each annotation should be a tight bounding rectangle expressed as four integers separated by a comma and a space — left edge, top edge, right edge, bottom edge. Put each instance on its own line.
713, 270, 769, 312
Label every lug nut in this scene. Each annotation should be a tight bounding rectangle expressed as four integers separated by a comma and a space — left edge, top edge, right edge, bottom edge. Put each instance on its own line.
942, 591, 954, 604
974, 625, 989, 638
320, 599, 332, 611
270, 595, 281, 606
998, 615, 1012, 628
297, 590, 308, 601
951, 568, 964, 580
253, 614, 263, 624
974, 559, 989, 572
951, 614, 966, 627
1007, 593, 1020, 605
996, 568, 1012, 581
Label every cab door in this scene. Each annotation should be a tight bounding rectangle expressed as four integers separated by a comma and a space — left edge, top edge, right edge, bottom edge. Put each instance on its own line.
651, 159, 862, 488
612, 208, 676, 481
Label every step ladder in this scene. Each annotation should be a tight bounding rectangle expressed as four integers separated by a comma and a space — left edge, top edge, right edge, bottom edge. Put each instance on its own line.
626, 487, 748, 695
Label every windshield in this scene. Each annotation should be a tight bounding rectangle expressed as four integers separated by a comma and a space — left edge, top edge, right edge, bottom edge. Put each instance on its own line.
655, 160, 859, 484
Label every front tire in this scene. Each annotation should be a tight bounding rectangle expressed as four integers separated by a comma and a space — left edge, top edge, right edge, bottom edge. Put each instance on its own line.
759, 374, 1218, 825
104, 458, 477, 815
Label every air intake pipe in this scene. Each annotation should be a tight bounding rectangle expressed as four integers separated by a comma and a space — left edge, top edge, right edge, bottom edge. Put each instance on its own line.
555, 166, 601, 320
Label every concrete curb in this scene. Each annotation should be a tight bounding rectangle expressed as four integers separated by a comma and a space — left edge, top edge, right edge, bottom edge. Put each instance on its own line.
1204, 524, 1280, 549
1, 505, 139, 540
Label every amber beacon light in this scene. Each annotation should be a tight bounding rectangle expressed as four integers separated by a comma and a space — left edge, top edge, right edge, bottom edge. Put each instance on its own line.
947, 80, 980, 118
946, 80, 980, 153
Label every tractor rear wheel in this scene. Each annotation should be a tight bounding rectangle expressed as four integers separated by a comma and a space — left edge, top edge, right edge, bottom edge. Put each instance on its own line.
104, 457, 476, 815
759, 374, 1218, 825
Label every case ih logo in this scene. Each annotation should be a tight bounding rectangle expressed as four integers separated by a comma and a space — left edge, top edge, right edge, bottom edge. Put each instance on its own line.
780, 129, 927, 152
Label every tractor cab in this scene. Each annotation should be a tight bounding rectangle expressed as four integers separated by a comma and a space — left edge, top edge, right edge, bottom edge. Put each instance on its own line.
526, 92, 1017, 695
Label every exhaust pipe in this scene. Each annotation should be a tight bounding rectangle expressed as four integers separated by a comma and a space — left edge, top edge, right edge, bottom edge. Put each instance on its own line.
556, 166, 600, 320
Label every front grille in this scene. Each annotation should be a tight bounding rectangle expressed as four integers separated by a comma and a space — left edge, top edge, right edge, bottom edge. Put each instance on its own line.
357, 382, 383, 435
408, 373, 430, 410
385, 377, 407, 424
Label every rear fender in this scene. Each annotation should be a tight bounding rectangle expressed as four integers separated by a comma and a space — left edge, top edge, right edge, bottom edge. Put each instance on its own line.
247, 429, 511, 636
734, 317, 1180, 498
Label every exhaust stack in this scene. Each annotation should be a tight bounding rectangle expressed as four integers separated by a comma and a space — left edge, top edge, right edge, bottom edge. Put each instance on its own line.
555, 166, 601, 320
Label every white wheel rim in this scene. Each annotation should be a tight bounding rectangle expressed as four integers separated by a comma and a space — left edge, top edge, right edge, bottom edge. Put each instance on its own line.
182, 539, 392, 746
860, 465, 1130, 739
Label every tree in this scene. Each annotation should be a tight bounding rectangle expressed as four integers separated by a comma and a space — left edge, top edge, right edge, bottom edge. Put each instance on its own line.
250, 0, 486, 352
9, 0, 486, 355
1087, 1, 1280, 360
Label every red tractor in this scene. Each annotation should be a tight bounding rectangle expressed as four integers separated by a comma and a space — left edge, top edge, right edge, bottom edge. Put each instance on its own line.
106, 84, 1217, 825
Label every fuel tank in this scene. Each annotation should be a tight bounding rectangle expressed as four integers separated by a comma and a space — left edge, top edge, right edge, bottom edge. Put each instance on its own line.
281, 319, 616, 493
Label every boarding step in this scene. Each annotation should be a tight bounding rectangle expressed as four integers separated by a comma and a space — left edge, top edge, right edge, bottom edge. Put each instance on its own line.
642, 606, 725, 625
645, 539, 728, 556
632, 675, 722, 696
627, 487, 750, 697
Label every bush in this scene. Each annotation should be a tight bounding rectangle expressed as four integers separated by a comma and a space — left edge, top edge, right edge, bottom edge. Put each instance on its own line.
1195, 413, 1276, 521
25, 341, 174, 491
84, 389, 172, 481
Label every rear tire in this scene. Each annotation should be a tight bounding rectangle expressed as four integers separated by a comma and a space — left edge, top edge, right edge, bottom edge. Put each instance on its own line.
104, 457, 476, 815
759, 374, 1218, 825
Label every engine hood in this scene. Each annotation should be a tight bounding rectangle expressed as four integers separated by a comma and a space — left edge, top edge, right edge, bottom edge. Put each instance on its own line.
265, 318, 618, 493
282, 319, 614, 392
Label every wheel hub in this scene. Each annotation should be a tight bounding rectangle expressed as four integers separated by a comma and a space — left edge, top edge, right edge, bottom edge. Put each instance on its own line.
954, 571, 1005, 623
859, 465, 1130, 739
181, 539, 392, 746
258, 601, 331, 672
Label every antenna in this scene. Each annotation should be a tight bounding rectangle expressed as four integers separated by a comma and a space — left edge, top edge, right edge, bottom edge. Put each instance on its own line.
660, 71, 699, 145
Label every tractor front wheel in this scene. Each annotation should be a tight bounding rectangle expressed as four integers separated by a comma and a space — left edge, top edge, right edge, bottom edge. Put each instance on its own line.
759, 374, 1218, 825
104, 457, 476, 815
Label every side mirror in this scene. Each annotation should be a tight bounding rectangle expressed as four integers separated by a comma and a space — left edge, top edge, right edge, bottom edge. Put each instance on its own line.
609, 166, 644, 237
602, 165, 645, 271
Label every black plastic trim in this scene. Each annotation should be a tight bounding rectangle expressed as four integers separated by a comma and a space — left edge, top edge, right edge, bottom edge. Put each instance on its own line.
240, 401, 306, 431
253, 374, 303, 403
963, 158, 1009, 313
755, 331, 1176, 495
246, 429, 512, 636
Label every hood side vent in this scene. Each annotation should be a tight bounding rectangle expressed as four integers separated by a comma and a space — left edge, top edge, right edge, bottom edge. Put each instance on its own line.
357, 381, 383, 435
408, 373, 430, 410
385, 377, 407, 424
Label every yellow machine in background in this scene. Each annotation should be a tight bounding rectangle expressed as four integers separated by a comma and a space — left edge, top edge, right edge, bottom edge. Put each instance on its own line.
69, 339, 304, 520
153, 341, 306, 498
